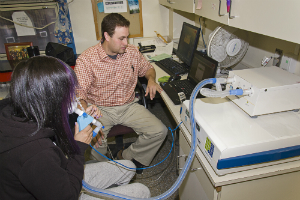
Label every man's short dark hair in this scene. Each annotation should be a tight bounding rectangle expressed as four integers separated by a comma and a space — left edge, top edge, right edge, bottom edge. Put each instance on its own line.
101, 13, 130, 40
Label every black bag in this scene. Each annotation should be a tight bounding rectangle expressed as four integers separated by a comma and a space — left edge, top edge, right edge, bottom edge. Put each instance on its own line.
45, 42, 75, 66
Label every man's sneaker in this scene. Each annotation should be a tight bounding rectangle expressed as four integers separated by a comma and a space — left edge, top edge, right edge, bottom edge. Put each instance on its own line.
117, 150, 145, 174
116, 149, 124, 160
132, 159, 145, 174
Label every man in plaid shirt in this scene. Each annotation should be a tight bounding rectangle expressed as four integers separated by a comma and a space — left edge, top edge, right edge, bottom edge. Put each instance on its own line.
75, 13, 168, 174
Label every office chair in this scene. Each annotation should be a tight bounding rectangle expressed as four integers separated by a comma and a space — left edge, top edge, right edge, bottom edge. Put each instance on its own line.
106, 79, 147, 158
138, 76, 163, 108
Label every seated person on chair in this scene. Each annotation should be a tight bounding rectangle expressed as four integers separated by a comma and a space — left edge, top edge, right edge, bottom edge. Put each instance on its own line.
75, 13, 168, 173
0, 56, 150, 199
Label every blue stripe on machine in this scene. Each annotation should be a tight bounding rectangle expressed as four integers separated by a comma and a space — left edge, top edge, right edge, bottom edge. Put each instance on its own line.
217, 145, 300, 169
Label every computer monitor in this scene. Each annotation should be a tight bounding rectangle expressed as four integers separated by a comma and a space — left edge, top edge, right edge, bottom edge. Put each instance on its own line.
188, 51, 218, 86
176, 22, 200, 67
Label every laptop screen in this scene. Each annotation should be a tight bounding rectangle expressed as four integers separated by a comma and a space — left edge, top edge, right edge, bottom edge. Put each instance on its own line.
176, 22, 200, 67
188, 51, 218, 84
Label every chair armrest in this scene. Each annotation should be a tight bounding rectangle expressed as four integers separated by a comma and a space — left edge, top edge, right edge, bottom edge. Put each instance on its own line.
136, 79, 147, 108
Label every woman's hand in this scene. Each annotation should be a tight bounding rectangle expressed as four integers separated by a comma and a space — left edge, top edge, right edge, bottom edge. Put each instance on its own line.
74, 122, 94, 144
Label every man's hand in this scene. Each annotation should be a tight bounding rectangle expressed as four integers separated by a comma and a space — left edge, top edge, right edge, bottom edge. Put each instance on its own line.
85, 105, 104, 148
93, 129, 105, 148
145, 79, 163, 100
85, 104, 102, 119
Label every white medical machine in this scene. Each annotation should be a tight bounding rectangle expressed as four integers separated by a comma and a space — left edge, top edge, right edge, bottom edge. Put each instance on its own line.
226, 66, 300, 116
180, 66, 300, 175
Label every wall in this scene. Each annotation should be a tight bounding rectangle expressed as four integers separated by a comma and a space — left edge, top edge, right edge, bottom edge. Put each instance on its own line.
68, 0, 98, 54
165, 7, 300, 75
68, 0, 169, 54
194, 16, 300, 72
68, 0, 300, 76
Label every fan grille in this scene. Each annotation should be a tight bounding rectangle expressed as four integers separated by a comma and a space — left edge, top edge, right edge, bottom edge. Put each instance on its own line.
208, 27, 249, 68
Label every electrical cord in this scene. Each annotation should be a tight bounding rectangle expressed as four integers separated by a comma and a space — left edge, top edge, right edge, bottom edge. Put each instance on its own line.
0, 15, 57, 30
198, 16, 207, 49
0, 0, 72, 30
90, 122, 182, 171
147, 127, 179, 188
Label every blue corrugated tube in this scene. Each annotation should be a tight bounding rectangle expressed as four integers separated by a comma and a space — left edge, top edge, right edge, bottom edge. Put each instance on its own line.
81, 78, 217, 200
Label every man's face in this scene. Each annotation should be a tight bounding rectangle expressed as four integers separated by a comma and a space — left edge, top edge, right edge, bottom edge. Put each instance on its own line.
105, 26, 129, 55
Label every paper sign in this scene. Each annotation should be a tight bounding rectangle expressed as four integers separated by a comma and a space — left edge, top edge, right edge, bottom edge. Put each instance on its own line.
196, 0, 202, 10
97, 2, 104, 12
12, 11, 35, 36
103, 0, 127, 13
128, 0, 140, 14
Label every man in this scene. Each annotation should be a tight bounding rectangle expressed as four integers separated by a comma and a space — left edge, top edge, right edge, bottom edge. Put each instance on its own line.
75, 13, 168, 173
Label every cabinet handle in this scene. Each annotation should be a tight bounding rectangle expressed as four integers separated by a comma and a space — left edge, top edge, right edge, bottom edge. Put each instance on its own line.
177, 154, 187, 170
167, 0, 175, 4
190, 167, 202, 172
218, 0, 225, 16
229, 0, 236, 19
177, 154, 202, 172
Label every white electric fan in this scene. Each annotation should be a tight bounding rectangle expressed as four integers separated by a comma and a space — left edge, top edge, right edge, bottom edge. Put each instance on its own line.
207, 27, 249, 69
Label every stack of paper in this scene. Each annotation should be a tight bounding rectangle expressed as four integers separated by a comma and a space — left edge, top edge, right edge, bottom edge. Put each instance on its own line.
150, 53, 172, 61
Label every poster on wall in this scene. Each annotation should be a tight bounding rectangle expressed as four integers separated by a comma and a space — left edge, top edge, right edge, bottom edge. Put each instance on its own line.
128, 0, 139, 14
103, 0, 127, 13
12, 11, 36, 36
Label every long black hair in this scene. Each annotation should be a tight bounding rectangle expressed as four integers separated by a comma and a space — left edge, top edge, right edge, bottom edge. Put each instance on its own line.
10, 56, 80, 157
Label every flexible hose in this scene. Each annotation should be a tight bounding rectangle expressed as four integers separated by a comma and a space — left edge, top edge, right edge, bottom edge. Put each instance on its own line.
200, 88, 244, 98
88, 123, 179, 170
81, 78, 217, 199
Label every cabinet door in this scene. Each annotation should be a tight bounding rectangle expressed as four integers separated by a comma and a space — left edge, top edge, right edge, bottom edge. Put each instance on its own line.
160, 0, 195, 13
159, 0, 170, 7
228, 0, 300, 44
179, 131, 217, 200
195, 0, 228, 25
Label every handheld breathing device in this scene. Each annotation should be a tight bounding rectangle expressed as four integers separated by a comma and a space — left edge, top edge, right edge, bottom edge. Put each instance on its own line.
70, 99, 104, 137
74, 108, 104, 137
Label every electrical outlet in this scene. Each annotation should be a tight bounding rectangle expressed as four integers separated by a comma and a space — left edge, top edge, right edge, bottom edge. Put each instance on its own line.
280, 53, 297, 73
273, 48, 283, 67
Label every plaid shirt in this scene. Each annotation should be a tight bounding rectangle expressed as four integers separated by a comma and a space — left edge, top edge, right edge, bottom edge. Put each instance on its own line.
75, 43, 153, 107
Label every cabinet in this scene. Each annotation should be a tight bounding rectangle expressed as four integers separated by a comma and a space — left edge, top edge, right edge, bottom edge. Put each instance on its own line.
228, 0, 300, 44
195, 0, 228, 25
179, 130, 300, 200
159, 0, 195, 13
194, 0, 300, 44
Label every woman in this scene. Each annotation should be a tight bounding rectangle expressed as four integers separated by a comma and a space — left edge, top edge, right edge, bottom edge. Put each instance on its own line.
0, 56, 150, 199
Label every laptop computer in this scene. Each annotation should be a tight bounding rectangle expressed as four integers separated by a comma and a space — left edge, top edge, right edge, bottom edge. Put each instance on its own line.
160, 51, 218, 105
155, 22, 200, 76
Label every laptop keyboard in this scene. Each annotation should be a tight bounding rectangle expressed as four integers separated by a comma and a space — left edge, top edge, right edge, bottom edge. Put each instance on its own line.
173, 80, 195, 97
155, 58, 189, 76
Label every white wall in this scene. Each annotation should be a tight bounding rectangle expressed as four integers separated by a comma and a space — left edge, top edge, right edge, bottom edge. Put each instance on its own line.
193, 16, 300, 74
142, 0, 169, 38
68, 0, 169, 54
68, 0, 98, 54
68, 0, 300, 76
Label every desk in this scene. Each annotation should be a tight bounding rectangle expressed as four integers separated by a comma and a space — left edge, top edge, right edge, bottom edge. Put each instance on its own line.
153, 63, 300, 200
0, 60, 18, 82
0, 59, 75, 83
